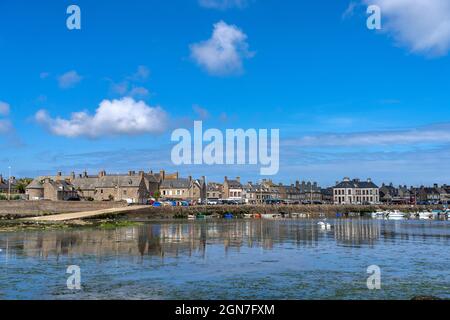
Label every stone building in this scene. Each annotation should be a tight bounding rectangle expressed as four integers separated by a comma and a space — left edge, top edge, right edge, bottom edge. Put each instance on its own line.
333, 177, 379, 205
26, 170, 152, 203
160, 175, 206, 202
206, 182, 223, 200
223, 177, 243, 202
242, 181, 280, 204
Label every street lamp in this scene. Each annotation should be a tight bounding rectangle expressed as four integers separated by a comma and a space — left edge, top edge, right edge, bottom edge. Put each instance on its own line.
8, 166, 11, 201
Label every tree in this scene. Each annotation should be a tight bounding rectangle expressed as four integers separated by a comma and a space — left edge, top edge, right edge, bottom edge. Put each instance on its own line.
153, 191, 161, 201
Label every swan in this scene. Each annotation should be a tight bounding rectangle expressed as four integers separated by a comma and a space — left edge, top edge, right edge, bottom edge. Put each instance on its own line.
318, 221, 332, 230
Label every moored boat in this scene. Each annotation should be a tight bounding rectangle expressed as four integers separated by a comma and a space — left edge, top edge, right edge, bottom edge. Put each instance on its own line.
224, 213, 234, 220
261, 213, 282, 219
387, 210, 406, 219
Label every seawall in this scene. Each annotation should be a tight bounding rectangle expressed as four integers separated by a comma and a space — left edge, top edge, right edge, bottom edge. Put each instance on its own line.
125, 204, 441, 219
0, 201, 128, 218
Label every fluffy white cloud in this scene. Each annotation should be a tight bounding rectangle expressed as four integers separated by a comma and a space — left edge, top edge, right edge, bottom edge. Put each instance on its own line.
0, 101, 10, 116
35, 97, 168, 138
365, 0, 450, 56
198, 0, 249, 10
0, 120, 12, 133
190, 21, 254, 76
287, 123, 450, 147
58, 70, 83, 89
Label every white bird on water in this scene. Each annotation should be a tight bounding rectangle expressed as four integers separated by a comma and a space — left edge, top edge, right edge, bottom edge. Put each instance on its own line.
318, 221, 332, 230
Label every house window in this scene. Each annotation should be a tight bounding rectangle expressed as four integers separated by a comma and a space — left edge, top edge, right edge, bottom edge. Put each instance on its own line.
123, 190, 127, 195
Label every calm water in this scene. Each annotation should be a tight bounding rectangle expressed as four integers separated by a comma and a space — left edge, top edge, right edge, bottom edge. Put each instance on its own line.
0, 218, 449, 300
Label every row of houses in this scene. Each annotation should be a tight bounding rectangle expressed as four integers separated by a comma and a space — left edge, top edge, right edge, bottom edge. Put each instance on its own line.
9, 171, 450, 205
0, 175, 20, 195
379, 183, 450, 205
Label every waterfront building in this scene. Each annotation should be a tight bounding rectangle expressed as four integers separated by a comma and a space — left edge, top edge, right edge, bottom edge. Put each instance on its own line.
160, 175, 206, 202
333, 177, 380, 205
223, 177, 244, 202
0, 175, 19, 195
297, 181, 322, 203
206, 182, 223, 200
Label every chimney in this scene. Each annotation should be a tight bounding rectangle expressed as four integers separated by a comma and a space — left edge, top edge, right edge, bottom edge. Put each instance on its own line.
224, 176, 228, 182
99, 170, 106, 178
367, 178, 372, 183
0, 175, 3, 184
434, 183, 438, 188
128, 171, 133, 176
236, 177, 241, 183
83, 170, 88, 178
139, 171, 145, 178
188, 176, 192, 183
295, 180, 300, 188
343, 177, 350, 182
70, 172, 75, 181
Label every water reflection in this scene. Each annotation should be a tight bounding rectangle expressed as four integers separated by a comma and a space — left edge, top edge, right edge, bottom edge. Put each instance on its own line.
3, 219, 448, 261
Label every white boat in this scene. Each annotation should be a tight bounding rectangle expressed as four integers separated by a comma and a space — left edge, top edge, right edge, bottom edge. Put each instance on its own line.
417, 211, 432, 220
188, 214, 196, 220
371, 210, 387, 218
261, 213, 282, 220
387, 210, 406, 219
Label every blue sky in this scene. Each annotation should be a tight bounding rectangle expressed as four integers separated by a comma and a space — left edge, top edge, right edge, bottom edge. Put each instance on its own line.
1, 0, 450, 186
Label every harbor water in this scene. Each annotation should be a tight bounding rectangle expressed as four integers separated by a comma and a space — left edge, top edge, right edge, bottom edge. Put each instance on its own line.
0, 218, 449, 299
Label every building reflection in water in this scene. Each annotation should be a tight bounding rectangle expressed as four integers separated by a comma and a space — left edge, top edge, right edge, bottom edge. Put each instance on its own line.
0, 220, 387, 260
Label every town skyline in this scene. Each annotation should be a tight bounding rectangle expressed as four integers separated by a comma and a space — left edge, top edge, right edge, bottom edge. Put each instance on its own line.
2, 1, 450, 185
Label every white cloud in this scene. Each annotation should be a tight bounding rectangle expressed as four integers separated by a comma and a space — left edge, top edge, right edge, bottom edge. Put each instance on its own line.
287, 123, 450, 147
198, 0, 249, 10
342, 2, 358, 19
0, 101, 10, 116
128, 87, 150, 98
35, 97, 168, 138
129, 65, 150, 82
110, 66, 151, 97
190, 21, 254, 76
365, 0, 450, 56
0, 120, 12, 133
193, 104, 210, 120
58, 70, 83, 89
40, 72, 50, 79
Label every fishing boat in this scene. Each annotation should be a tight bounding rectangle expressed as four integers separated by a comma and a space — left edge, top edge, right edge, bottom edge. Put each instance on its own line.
243, 214, 253, 219
386, 210, 406, 219
224, 213, 234, 220
188, 214, 196, 220
417, 211, 432, 220
196, 214, 206, 220
261, 213, 282, 219
253, 213, 262, 219
371, 210, 387, 218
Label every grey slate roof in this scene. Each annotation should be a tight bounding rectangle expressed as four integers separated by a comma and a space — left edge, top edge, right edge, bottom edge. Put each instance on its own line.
227, 180, 242, 188
335, 180, 378, 189
26, 179, 44, 189
72, 177, 98, 190
96, 175, 143, 188
160, 178, 191, 189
